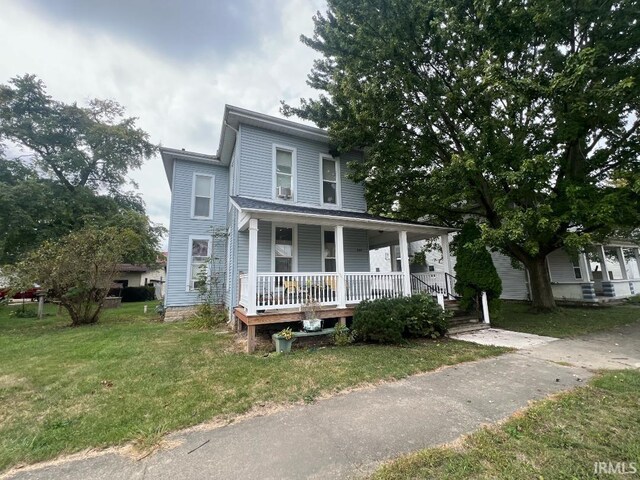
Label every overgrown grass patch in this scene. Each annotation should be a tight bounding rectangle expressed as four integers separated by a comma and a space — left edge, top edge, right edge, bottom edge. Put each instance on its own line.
372, 370, 640, 479
0, 301, 506, 472
493, 302, 640, 338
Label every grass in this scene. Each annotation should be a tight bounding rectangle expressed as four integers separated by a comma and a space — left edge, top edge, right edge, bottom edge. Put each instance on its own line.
0, 301, 507, 473
372, 369, 640, 479
493, 302, 640, 338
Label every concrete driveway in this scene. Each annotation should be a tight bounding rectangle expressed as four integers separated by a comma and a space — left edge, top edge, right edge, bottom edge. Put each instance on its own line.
4, 320, 639, 480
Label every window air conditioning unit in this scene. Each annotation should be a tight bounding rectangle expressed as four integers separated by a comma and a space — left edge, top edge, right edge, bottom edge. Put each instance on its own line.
277, 186, 292, 199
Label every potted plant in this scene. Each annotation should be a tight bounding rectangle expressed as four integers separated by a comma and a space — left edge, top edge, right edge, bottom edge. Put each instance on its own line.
274, 327, 296, 353
301, 297, 322, 332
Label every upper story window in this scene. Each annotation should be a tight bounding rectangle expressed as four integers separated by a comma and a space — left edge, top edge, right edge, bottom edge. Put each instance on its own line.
192, 173, 214, 219
321, 155, 340, 206
274, 146, 295, 201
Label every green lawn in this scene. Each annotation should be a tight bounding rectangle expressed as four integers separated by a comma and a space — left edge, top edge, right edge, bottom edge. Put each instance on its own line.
0, 301, 506, 473
372, 369, 640, 479
493, 302, 640, 338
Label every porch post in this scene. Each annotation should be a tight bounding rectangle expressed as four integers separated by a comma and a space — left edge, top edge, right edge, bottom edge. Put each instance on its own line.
399, 230, 411, 296
440, 234, 451, 275
616, 247, 629, 280
247, 218, 258, 316
634, 248, 640, 279
335, 225, 346, 308
597, 245, 610, 280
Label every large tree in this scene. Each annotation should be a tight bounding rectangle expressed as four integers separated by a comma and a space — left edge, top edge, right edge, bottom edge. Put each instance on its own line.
0, 75, 163, 264
285, 0, 640, 309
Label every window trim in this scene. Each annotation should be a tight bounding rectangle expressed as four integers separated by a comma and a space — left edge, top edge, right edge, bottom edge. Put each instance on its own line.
271, 223, 298, 272
272, 144, 297, 202
319, 154, 341, 207
186, 235, 212, 292
321, 226, 336, 272
191, 172, 215, 220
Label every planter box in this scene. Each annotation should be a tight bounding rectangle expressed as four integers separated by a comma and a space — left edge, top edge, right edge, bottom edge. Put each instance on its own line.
272, 335, 296, 353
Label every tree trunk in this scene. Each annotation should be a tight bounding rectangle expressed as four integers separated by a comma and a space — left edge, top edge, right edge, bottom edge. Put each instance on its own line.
524, 255, 556, 311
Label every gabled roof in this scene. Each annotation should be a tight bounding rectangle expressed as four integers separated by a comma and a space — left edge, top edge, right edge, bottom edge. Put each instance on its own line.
161, 105, 330, 188
230, 196, 455, 236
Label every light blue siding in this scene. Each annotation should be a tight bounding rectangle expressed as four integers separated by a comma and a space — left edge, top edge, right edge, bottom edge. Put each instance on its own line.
298, 224, 323, 271
165, 159, 229, 307
344, 228, 370, 272
238, 124, 366, 211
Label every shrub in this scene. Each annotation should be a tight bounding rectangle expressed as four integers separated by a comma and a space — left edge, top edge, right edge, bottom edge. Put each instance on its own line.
332, 323, 356, 346
451, 222, 503, 315
121, 286, 155, 302
352, 294, 448, 344
189, 304, 227, 330
9, 307, 38, 318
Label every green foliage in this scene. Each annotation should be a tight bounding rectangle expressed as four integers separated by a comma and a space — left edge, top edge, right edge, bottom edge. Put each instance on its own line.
188, 306, 226, 330
452, 222, 503, 314
8, 307, 38, 319
353, 295, 448, 344
7, 226, 130, 326
120, 286, 155, 303
286, 0, 640, 310
0, 75, 164, 264
277, 327, 295, 340
332, 323, 356, 346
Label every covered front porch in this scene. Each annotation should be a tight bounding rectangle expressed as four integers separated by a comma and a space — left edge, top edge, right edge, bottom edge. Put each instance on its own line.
548, 241, 640, 302
230, 197, 455, 351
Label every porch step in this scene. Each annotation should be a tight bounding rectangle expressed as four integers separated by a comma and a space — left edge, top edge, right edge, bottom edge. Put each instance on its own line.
448, 315, 480, 327
447, 323, 490, 335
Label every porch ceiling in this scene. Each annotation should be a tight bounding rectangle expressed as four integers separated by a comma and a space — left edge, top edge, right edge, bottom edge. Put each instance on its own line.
231, 196, 454, 240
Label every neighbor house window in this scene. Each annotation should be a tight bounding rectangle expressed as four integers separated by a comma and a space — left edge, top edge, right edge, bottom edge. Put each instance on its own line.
571, 258, 582, 280
192, 174, 214, 218
274, 147, 294, 200
323, 229, 336, 272
188, 237, 210, 291
274, 226, 294, 273
321, 155, 340, 205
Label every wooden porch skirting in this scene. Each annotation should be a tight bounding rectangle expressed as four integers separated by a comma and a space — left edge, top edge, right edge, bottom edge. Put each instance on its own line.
233, 306, 355, 353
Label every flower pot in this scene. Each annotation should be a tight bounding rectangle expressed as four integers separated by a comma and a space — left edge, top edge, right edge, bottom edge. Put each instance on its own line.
274, 336, 295, 353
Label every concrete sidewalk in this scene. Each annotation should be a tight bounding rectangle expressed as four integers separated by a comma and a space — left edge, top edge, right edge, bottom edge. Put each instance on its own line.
7, 354, 592, 480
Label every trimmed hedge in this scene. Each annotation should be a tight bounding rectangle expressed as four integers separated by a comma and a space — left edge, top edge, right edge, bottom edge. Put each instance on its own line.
352, 294, 448, 344
120, 286, 155, 302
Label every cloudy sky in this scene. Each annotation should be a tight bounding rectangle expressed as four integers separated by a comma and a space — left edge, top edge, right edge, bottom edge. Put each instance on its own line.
0, 0, 326, 242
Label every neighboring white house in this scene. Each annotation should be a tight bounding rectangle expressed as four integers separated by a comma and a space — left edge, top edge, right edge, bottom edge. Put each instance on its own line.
374, 238, 640, 303
160, 106, 458, 350
114, 260, 167, 299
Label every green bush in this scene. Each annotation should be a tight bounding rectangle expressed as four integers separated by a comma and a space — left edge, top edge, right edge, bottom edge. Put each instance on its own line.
352, 295, 448, 344
9, 307, 38, 318
332, 323, 356, 346
452, 222, 502, 315
189, 304, 227, 330
120, 286, 155, 302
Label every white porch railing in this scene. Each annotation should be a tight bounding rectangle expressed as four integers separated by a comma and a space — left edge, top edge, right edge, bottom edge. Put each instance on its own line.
345, 272, 404, 303
239, 273, 248, 307
253, 272, 339, 311
239, 271, 455, 313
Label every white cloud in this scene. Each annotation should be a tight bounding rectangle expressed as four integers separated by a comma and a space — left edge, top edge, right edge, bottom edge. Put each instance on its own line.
0, 0, 326, 246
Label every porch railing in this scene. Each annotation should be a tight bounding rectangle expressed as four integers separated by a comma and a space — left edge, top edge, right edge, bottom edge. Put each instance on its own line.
254, 272, 339, 311
239, 273, 248, 307
411, 272, 456, 297
344, 272, 404, 303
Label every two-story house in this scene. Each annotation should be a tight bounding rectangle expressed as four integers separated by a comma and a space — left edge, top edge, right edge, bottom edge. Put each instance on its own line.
161, 106, 455, 351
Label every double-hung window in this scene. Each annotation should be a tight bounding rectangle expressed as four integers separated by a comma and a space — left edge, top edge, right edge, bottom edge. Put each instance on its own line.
321, 155, 339, 206
571, 258, 583, 280
192, 174, 214, 219
274, 226, 294, 273
323, 229, 336, 272
274, 147, 294, 200
188, 237, 211, 291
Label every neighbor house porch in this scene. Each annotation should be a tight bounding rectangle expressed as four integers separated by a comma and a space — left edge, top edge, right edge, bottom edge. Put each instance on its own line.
230, 196, 456, 352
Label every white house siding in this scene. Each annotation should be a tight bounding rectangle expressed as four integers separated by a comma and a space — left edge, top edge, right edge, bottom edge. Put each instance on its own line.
490, 252, 530, 300
547, 249, 581, 283
165, 159, 229, 307
238, 124, 366, 211
370, 247, 392, 273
